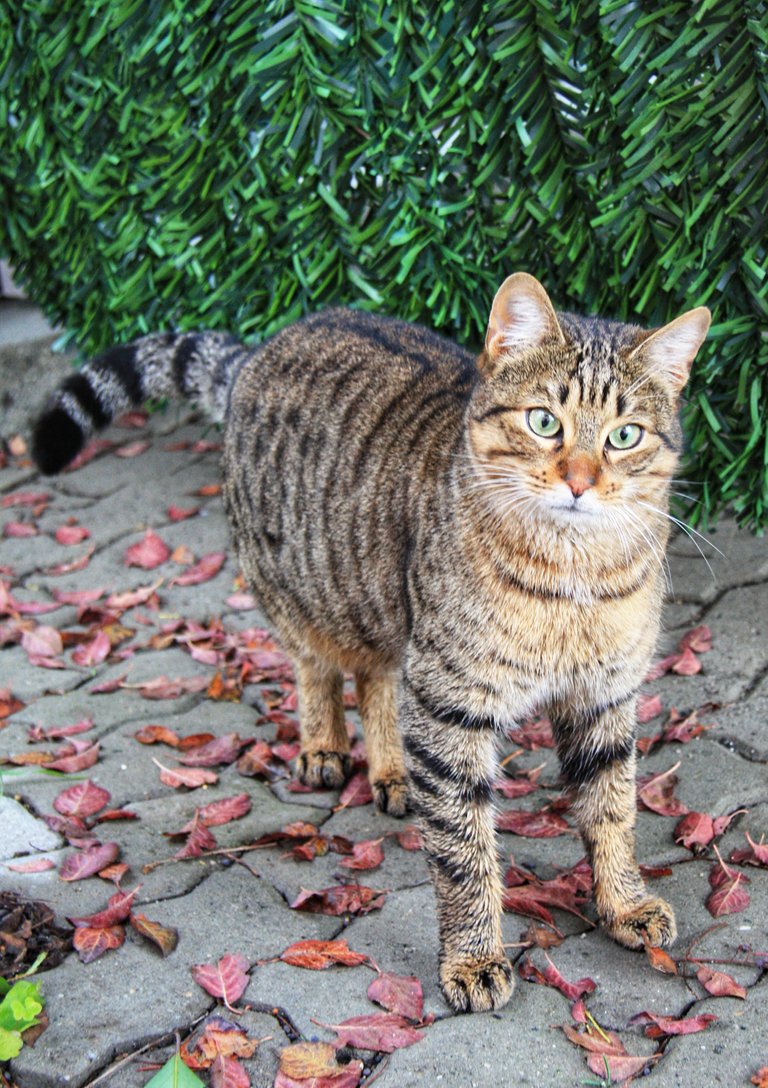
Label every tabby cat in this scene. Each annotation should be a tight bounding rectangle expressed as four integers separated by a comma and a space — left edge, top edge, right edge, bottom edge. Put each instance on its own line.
32, 274, 710, 1013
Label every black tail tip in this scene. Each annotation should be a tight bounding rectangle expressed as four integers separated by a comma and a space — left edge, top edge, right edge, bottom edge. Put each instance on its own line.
32, 407, 86, 475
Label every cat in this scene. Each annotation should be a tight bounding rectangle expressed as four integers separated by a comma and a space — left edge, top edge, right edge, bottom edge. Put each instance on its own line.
32, 273, 710, 1013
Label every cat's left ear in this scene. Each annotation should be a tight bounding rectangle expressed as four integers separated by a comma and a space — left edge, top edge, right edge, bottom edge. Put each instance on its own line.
629, 307, 711, 392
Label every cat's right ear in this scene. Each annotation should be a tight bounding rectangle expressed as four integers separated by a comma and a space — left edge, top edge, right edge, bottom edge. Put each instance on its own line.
481, 273, 565, 376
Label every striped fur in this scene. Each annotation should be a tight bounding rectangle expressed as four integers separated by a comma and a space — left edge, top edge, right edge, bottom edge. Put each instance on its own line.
32, 274, 710, 1012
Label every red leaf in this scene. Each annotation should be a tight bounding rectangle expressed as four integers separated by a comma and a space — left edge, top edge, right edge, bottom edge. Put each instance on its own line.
696, 965, 746, 999
237, 739, 289, 781
191, 954, 250, 1006
561, 1023, 626, 1056
179, 793, 252, 831
154, 759, 219, 789
367, 972, 423, 1021
494, 776, 540, 799
336, 772, 373, 808
629, 1010, 717, 1038
52, 587, 104, 607
210, 1055, 250, 1088
115, 439, 150, 458
314, 1013, 424, 1053
72, 924, 125, 963
507, 716, 555, 749
674, 811, 715, 852
637, 762, 689, 817
644, 945, 678, 975
69, 886, 140, 927
671, 646, 701, 675
105, 582, 161, 610
135, 674, 210, 699
55, 524, 91, 545
54, 780, 110, 818
706, 874, 751, 917
167, 504, 200, 521
21, 625, 63, 659
279, 939, 368, 970
1, 490, 50, 509
45, 544, 95, 575
44, 741, 100, 773
731, 832, 768, 867
29, 717, 93, 741
4, 858, 56, 873
71, 630, 111, 667
277, 1042, 363, 1088
637, 694, 663, 723
395, 825, 423, 851
496, 809, 572, 837
175, 820, 218, 858
178, 733, 245, 767
124, 530, 170, 569
4, 521, 39, 538
290, 885, 386, 917
134, 724, 182, 746
226, 592, 257, 610
169, 551, 226, 586
338, 839, 385, 871
679, 624, 712, 653
542, 954, 596, 1001
586, 1054, 656, 1080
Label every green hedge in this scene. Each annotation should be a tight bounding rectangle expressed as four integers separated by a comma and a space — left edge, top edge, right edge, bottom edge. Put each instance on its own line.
1, 1, 766, 526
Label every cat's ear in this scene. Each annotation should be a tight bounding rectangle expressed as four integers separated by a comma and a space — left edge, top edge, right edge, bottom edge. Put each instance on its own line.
629, 307, 711, 392
481, 273, 565, 376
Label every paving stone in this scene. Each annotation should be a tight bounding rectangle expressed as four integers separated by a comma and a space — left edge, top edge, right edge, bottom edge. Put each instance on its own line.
0, 795, 60, 859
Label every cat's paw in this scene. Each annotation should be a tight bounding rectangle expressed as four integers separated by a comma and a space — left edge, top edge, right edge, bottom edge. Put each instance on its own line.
603, 896, 677, 949
297, 750, 351, 790
372, 776, 409, 817
440, 954, 514, 1013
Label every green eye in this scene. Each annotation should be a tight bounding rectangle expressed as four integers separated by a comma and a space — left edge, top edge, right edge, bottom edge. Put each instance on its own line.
527, 408, 561, 438
607, 423, 643, 450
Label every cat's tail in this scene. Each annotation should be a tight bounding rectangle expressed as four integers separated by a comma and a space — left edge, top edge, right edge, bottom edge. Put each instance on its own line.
32, 331, 248, 474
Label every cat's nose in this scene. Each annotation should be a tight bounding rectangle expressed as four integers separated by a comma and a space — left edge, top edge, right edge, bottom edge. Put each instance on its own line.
563, 454, 598, 496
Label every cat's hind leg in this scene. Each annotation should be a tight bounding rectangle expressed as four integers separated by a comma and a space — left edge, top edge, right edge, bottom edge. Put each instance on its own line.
355, 670, 408, 816
553, 696, 677, 949
294, 655, 351, 789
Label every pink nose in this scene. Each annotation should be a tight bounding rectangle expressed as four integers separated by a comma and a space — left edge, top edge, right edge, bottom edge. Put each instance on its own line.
563, 456, 598, 497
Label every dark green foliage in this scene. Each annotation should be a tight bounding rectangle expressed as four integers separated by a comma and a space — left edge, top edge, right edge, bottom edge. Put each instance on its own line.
0, 1, 766, 526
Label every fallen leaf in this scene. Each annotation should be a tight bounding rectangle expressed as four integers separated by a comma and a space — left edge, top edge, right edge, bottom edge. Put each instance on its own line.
1, 489, 50, 508
279, 939, 368, 970
277, 1041, 363, 1087
586, 1054, 656, 1080
174, 817, 218, 858
507, 717, 555, 749
644, 944, 678, 975
55, 524, 90, 545
191, 954, 250, 1007
29, 718, 93, 741
169, 551, 226, 586
494, 776, 540, 799
54, 780, 110, 819
628, 1010, 717, 1038
167, 504, 200, 521
4, 858, 56, 873
177, 793, 252, 832
395, 825, 423, 851
542, 954, 596, 1001
679, 624, 712, 653
134, 724, 182, 746
153, 759, 219, 789
637, 694, 664, 723
115, 439, 150, 458
290, 885, 386, 917
4, 521, 39, 538
129, 913, 179, 956
637, 762, 689, 817
674, 811, 715, 852
561, 1022, 626, 1056
105, 582, 162, 610
124, 530, 171, 569
730, 832, 768, 867
21, 625, 63, 660
178, 733, 245, 767
69, 886, 140, 928
496, 809, 572, 837
706, 873, 751, 917
72, 924, 125, 964
45, 545, 95, 575
336, 772, 373, 808
133, 674, 210, 699
43, 742, 101, 773
210, 1055, 250, 1088
367, 972, 423, 1021
313, 1013, 424, 1053
338, 839, 385, 871
237, 739, 290, 781
696, 965, 746, 999
71, 630, 111, 667
751, 1068, 768, 1088
672, 646, 702, 675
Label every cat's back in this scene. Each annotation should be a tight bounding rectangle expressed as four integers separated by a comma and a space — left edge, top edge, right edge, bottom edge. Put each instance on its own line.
223, 308, 476, 662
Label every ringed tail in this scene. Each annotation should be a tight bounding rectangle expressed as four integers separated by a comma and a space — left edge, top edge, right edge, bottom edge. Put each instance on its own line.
32, 331, 248, 475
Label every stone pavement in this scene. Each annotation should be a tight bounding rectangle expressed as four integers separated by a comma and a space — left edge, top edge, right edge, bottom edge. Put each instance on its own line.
0, 332, 766, 1088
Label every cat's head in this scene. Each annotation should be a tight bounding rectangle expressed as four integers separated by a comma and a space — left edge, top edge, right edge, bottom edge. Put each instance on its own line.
467, 273, 710, 534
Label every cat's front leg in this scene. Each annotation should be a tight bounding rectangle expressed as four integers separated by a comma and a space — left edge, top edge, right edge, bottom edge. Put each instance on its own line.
553, 696, 676, 948
400, 671, 513, 1013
